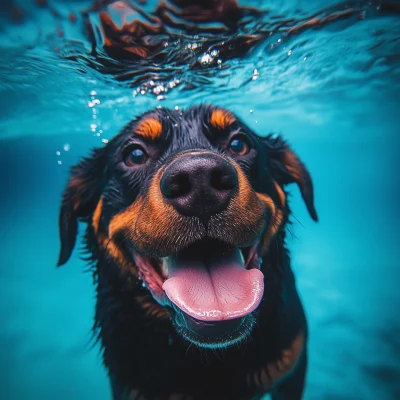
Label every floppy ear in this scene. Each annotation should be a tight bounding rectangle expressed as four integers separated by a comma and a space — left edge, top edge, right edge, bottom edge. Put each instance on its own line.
264, 135, 318, 222
57, 147, 106, 266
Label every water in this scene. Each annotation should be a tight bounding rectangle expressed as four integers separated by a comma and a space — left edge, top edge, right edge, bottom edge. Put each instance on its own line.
1, 1, 399, 399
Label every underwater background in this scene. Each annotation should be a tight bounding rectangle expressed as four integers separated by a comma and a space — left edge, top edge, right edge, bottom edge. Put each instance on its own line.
0, 0, 399, 399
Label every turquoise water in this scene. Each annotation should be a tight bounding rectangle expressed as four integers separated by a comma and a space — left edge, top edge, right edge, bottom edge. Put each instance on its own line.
1, 1, 399, 399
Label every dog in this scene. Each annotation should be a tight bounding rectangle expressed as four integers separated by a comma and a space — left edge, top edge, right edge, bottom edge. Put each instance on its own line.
58, 104, 318, 400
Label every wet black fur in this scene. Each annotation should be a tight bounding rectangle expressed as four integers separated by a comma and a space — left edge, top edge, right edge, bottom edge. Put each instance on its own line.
58, 104, 317, 400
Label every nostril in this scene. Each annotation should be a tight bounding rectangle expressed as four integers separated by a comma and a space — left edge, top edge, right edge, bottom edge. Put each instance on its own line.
160, 154, 238, 218
161, 172, 191, 199
210, 168, 238, 191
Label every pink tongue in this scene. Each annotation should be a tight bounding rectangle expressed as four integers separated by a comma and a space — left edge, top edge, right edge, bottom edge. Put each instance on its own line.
162, 249, 264, 321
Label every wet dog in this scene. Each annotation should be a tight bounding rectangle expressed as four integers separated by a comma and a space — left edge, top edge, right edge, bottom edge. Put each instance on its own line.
58, 104, 317, 400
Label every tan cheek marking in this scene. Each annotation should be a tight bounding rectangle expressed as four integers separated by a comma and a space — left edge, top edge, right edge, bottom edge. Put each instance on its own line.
108, 198, 142, 239
274, 180, 286, 208
256, 192, 284, 255
92, 198, 134, 270
235, 163, 256, 210
109, 168, 180, 247
92, 197, 104, 234
256, 192, 276, 216
210, 109, 236, 130
136, 117, 162, 140
247, 333, 304, 390
226, 160, 265, 235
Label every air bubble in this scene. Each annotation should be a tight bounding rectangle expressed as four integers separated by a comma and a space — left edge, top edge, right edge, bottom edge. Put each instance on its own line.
200, 53, 213, 65
153, 85, 164, 95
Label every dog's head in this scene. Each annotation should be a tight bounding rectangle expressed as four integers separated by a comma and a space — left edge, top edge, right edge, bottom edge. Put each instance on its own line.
58, 105, 317, 349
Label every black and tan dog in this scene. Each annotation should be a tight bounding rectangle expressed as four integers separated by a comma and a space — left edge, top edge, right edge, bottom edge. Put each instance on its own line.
58, 104, 318, 400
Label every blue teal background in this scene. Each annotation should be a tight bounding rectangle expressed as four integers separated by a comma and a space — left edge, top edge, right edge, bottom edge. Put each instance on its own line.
0, 0, 399, 399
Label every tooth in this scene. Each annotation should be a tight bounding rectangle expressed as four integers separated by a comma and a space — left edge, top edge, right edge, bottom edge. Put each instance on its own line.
238, 249, 245, 265
161, 258, 169, 278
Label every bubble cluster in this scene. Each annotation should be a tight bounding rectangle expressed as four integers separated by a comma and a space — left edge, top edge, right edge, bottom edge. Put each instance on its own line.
87, 89, 108, 145
199, 48, 221, 67
132, 78, 181, 100
55, 145, 71, 166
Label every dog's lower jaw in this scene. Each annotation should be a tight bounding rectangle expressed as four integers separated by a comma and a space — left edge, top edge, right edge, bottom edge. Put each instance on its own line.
172, 310, 257, 349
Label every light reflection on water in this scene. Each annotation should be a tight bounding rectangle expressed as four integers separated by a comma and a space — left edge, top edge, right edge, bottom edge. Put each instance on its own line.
0, 1, 399, 399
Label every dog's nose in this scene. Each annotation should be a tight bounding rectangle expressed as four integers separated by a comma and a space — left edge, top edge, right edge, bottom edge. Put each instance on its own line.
160, 153, 238, 219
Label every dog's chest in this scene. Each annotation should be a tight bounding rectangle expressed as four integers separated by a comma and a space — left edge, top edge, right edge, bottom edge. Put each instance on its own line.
116, 332, 304, 400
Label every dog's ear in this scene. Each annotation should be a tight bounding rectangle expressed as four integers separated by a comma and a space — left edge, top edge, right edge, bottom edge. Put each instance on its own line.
57, 147, 107, 266
263, 135, 318, 222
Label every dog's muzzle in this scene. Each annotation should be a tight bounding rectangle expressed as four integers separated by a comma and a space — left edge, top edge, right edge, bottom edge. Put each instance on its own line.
160, 152, 239, 221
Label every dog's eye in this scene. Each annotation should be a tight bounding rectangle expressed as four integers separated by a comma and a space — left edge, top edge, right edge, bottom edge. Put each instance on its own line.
228, 137, 250, 156
125, 146, 148, 166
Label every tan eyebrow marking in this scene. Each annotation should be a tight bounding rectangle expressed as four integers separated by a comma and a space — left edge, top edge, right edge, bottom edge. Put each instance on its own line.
135, 117, 163, 140
210, 109, 236, 130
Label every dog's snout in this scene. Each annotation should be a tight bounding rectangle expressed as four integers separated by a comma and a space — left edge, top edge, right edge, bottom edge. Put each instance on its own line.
160, 153, 238, 219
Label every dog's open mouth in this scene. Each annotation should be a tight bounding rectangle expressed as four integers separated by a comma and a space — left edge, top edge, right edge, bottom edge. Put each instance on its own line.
132, 239, 264, 347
